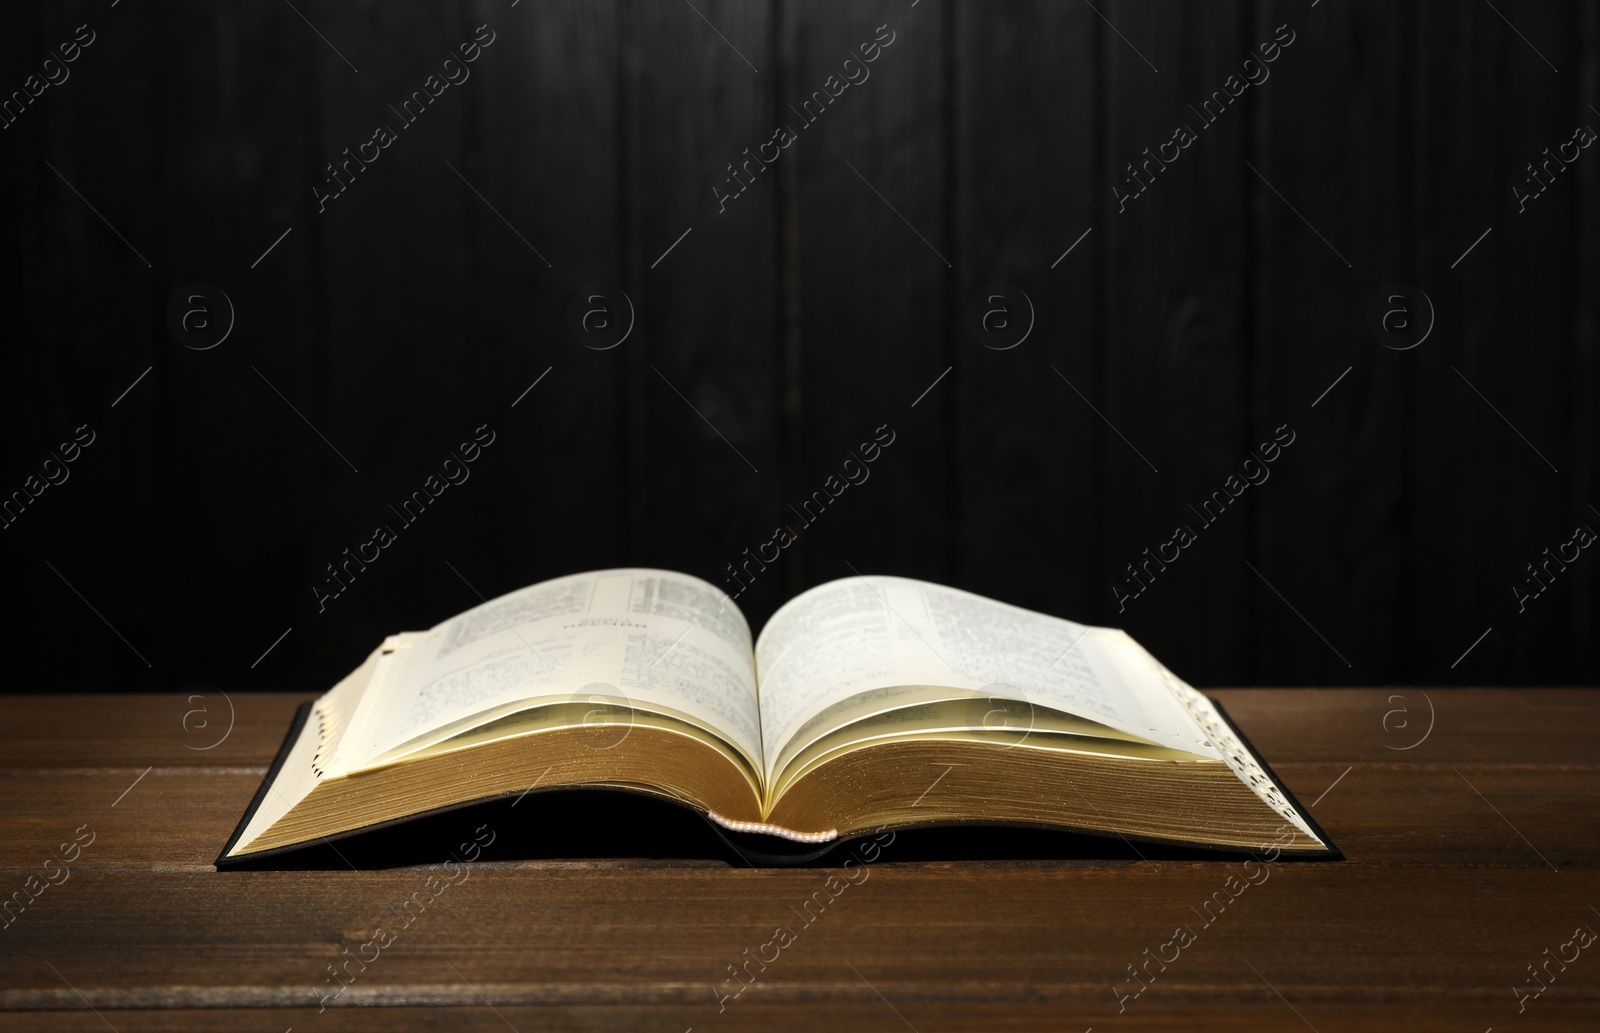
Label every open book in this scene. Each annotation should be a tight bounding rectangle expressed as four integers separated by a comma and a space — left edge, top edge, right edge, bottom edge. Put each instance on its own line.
220, 569, 1334, 864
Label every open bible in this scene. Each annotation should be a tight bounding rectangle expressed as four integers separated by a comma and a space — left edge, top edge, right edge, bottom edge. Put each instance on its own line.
219, 569, 1334, 864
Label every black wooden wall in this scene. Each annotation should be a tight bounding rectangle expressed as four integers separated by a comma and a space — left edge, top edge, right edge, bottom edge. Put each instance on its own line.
1, 1, 1596, 697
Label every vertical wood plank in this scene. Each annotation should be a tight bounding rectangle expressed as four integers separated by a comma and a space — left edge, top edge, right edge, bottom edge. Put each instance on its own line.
285, 2, 488, 676
143, 1, 324, 691
1098, 0, 1252, 685
950, 1, 1101, 626
1249, 0, 1406, 685
1572, 0, 1600, 682
1409, 0, 1578, 683
785, 0, 951, 614
621, 0, 784, 623
3, 1, 166, 690
447, 2, 629, 612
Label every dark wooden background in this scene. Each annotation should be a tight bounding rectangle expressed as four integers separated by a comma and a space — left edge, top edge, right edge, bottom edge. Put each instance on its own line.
1, 0, 1596, 696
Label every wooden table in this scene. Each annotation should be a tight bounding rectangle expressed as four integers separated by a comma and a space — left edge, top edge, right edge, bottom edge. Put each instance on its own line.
1, 689, 1596, 1031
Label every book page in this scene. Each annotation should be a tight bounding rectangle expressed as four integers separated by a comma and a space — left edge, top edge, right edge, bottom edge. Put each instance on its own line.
753, 575, 1217, 779
330, 569, 762, 773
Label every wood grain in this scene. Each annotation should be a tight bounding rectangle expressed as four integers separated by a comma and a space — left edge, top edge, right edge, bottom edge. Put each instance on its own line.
951, 0, 1101, 623
787, 0, 953, 607
2, 1, 1597, 700
1097, 0, 1255, 687
621, 0, 785, 621
1409, 0, 1579, 684
0, 760, 1594, 869
1250, 0, 1407, 684
462, 0, 632, 616
1, 689, 1597, 1031
0, 1005, 1597, 1033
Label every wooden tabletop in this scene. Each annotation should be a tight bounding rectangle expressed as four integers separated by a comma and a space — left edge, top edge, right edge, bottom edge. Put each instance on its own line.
1, 688, 1596, 1031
